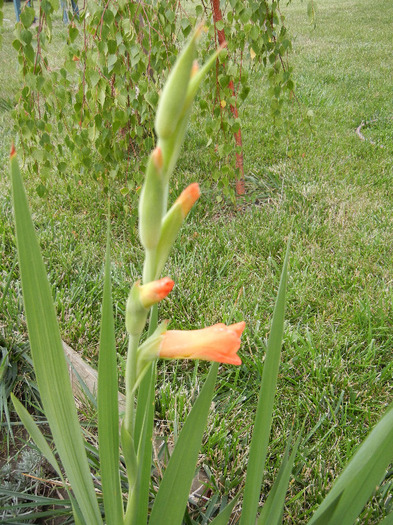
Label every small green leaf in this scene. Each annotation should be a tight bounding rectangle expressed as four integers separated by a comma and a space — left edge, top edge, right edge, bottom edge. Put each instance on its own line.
107, 54, 117, 72
69, 26, 79, 43
20, 7, 35, 28
240, 7, 252, 24
165, 9, 175, 23
36, 183, 47, 197
20, 29, 32, 45
24, 43, 35, 63
216, 19, 224, 31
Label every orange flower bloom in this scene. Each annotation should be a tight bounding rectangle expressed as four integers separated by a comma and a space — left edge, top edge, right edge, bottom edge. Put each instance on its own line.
159, 321, 245, 365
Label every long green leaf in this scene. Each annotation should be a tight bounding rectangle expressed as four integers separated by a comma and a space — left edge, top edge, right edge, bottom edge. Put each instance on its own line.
11, 393, 63, 478
149, 363, 219, 525
240, 242, 290, 525
131, 305, 159, 525
379, 512, 393, 525
308, 493, 342, 525
97, 228, 124, 523
308, 401, 393, 525
209, 493, 241, 525
10, 152, 102, 524
257, 431, 301, 525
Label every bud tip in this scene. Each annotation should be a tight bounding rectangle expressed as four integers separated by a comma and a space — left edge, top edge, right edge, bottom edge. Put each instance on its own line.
152, 147, 163, 170
191, 60, 199, 78
177, 182, 201, 216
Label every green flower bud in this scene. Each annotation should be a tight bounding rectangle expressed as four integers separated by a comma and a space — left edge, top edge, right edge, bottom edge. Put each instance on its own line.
185, 44, 225, 112
154, 26, 201, 140
157, 43, 225, 184
138, 147, 164, 250
125, 283, 148, 336
126, 278, 174, 336
155, 183, 200, 278
158, 110, 190, 184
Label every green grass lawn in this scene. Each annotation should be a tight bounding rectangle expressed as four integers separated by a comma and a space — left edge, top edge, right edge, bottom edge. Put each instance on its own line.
1, 0, 393, 522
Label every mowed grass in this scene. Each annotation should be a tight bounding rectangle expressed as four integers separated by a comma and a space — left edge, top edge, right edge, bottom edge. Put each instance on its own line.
1, 0, 393, 522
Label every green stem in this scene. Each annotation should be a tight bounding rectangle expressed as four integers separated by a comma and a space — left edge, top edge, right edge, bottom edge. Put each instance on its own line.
124, 480, 140, 525
122, 333, 140, 525
143, 249, 156, 284
125, 242, 159, 525
124, 334, 139, 433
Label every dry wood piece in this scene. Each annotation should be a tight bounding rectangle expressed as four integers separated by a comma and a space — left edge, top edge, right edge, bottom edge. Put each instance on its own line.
62, 340, 125, 411
355, 118, 384, 148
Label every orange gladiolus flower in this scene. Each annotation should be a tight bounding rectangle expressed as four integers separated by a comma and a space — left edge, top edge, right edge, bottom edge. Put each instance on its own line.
159, 321, 245, 365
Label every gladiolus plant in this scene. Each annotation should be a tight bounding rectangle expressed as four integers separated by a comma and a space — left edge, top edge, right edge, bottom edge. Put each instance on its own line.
9, 25, 393, 525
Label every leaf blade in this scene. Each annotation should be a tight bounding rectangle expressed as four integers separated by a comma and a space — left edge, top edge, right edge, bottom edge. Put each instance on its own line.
10, 153, 101, 524
240, 241, 290, 525
149, 363, 219, 525
97, 227, 124, 523
308, 401, 393, 525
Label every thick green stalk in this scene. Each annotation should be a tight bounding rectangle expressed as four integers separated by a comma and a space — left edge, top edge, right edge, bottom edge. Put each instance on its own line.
143, 249, 157, 284
124, 334, 139, 433
122, 333, 141, 524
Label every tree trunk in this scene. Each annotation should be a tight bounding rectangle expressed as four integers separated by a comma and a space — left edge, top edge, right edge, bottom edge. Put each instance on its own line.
210, 0, 245, 196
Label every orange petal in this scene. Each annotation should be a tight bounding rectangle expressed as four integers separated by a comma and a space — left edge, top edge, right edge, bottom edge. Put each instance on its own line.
159, 322, 245, 365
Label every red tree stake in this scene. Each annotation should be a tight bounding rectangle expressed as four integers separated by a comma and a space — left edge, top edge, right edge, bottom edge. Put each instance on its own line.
210, 0, 245, 196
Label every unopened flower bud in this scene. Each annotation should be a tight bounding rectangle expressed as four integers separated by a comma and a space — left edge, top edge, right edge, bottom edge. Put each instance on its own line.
191, 60, 199, 78
152, 146, 163, 170
139, 277, 174, 308
126, 279, 174, 336
154, 28, 200, 140
154, 183, 200, 278
184, 44, 225, 113
139, 147, 165, 250
176, 182, 201, 217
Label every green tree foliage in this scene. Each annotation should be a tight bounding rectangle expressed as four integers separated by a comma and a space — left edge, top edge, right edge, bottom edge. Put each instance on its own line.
10, 0, 293, 197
